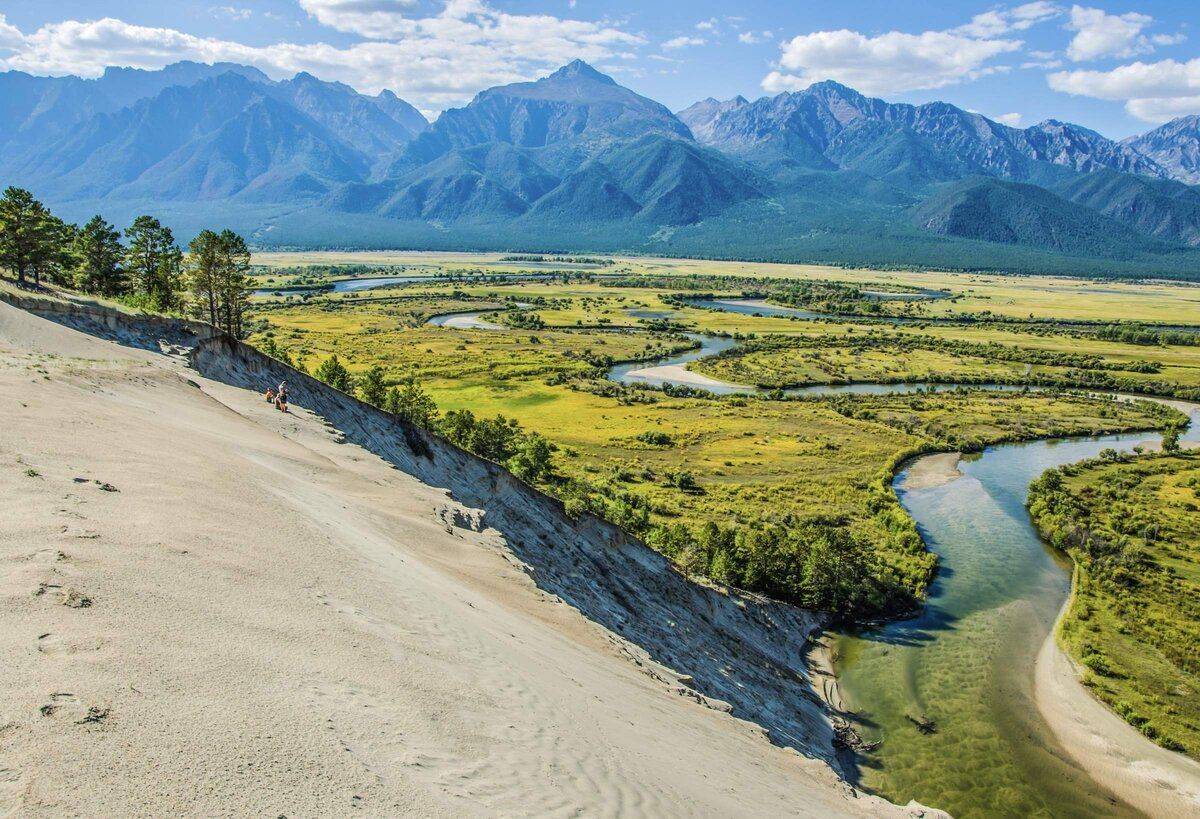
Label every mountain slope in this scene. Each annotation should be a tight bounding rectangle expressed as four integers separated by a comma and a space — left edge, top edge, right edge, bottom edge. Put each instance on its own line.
1126, 116, 1200, 185
272, 73, 426, 167
1053, 169, 1200, 246
913, 177, 1169, 257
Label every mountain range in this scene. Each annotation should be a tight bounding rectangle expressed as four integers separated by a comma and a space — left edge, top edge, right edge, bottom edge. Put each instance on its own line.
3, 59, 1199, 278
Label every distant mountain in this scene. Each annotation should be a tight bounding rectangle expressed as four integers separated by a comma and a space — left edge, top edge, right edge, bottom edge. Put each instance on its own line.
392, 59, 692, 175
679, 82, 1164, 187
0, 63, 427, 204
2, 59, 1199, 277
4, 73, 368, 202
1126, 116, 1200, 185
0, 62, 271, 151
1052, 169, 1200, 246
913, 176, 1165, 257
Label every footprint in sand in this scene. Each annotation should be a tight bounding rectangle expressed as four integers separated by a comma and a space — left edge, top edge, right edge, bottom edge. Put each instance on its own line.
37, 633, 102, 656
33, 583, 93, 608
60, 588, 93, 608
25, 549, 67, 564
39, 694, 109, 725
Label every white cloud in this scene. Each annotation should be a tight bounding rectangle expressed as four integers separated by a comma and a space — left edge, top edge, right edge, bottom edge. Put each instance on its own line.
738, 30, 772, 45
211, 6, 253, 21
662, 36, 705, 50
0, 2, 646, 112
297, 0, 418, 38
696, 18, 719, 33
0, 13, 25, 51
764, 28, 1020, 96
1064, 5, 1182, 62
956, 2, 1061, 37
1021, 50, 1062, 68
1048, 58, 1200, 121
994, 111, 1023, 126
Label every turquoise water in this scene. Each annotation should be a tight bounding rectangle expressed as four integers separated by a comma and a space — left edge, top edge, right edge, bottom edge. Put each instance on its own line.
834, 407, 1200, 817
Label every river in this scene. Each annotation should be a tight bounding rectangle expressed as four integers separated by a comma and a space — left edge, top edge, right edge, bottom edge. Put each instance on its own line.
424, 306, 1199, 815
833, 406, 1200, 817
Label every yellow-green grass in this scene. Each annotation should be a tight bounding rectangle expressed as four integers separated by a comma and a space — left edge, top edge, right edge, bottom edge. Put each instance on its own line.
249, 251, 1200, 326
295, 281, 1200, 392
1028, 453, 1200, 759
250, 295, 1176, 604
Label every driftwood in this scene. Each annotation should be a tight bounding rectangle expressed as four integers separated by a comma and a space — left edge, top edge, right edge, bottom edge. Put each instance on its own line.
832, 717, 882, 753
906, 713, 938, 735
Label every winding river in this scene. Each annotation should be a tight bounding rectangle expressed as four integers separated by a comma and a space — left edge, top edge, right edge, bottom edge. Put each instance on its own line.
425, 306, 1200, 815
834, 406, 1200, 817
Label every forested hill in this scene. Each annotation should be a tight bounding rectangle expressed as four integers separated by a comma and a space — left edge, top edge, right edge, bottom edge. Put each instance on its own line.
3, 60, 1200, 279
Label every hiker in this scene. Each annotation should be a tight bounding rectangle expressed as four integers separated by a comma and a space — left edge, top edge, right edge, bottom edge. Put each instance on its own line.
277, 382, 289, 413
265, 387, 275, 403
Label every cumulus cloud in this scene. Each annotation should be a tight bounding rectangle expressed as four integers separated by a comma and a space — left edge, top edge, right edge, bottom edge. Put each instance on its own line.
695, 18, 719, 33
994, 111, 1023, 126
211, 6, 254, 21
956, 2, 1061, 38
0, 13, 25, 51
0, 2, 646, 112
738, 30, 772, 45
763, 28, 1020, 96
1064, 5, 1183, 62
297, 0, 419, 38
662, 36, 705, 50
1049, 57, 1200, 121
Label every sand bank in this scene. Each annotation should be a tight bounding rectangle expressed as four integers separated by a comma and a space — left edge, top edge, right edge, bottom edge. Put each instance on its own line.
898, 453, 963, 491
1035, 626, 1200, 818
620, 363, 750, 391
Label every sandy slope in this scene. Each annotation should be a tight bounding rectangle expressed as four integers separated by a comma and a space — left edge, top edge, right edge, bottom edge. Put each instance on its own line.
0, 300, 929, 817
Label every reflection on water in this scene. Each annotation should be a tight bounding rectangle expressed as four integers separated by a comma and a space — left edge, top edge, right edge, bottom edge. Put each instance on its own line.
833, 408, 1200, 817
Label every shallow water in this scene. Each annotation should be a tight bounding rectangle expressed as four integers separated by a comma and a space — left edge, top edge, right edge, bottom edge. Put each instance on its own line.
833, 407, 1200, 817
605, 330, 1030, 398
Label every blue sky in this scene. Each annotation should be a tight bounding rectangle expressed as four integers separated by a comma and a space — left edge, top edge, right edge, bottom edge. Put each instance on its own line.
0, 0, 1196, 138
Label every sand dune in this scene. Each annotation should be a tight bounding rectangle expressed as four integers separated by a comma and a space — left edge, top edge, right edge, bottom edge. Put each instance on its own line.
0, 297, 933, 817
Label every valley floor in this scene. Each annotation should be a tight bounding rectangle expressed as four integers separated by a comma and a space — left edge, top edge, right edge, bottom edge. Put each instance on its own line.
0, 300, 934, 816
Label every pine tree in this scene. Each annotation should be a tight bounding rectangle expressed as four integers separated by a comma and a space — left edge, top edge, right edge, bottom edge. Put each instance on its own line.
125, 215, 183, 311
217, 230, 251, 337
75, 216, 126, 295
393, 373, 439, 428
0, 187, 55, 285
357, 365, 387, 407
314, 354, 353, 392
187, 230, 222, 326
32, 215, 76, 288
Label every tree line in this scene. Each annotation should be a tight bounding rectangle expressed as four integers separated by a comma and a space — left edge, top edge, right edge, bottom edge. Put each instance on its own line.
0, 187, 252, 337
301, 354, 557, 485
